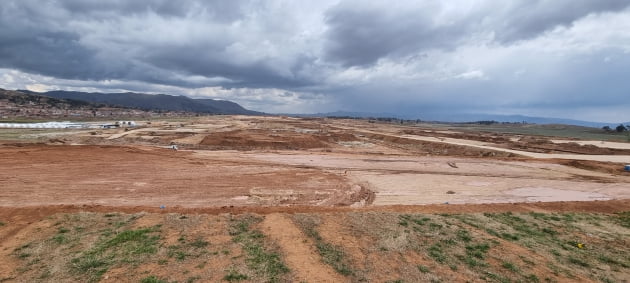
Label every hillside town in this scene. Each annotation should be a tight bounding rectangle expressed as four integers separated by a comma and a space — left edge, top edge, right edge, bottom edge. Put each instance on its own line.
0, 91, 194, 119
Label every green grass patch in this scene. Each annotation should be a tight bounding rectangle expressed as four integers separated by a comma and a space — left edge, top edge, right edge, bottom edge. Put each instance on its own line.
597, 254, 628, 268
316, 241, 353, 276
465, 243, 490, 260
167, 246, 190, 261
456, 229, 472, 242
501, 261, 519, 272
500, 232, 520, 241
224, 269, 248, 282
428, 244, 447, 264
52, 234, 69, 244
141, 275, 168, 283
525, 274, 540, 282
428, 222, 443, 230
190, 238, 209, 248
292, 215, 354, 277
229, 216, 289, 282
417, 265, 430, 273
70, 226, 160, 282
615, 211, 630, 228
166, 236, 210, 262
567, 256, 590, 267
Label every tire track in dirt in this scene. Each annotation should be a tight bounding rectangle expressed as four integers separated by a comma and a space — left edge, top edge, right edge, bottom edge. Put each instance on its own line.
260, 214, 345, 283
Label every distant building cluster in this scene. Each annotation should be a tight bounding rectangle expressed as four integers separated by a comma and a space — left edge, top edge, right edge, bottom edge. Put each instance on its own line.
0, 99, 193, 119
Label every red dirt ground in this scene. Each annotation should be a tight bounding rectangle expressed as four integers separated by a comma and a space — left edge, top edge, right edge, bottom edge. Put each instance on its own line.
0, 144, 355, 208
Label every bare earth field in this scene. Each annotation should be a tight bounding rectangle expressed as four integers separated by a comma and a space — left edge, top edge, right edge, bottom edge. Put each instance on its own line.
1, 116, 629, 282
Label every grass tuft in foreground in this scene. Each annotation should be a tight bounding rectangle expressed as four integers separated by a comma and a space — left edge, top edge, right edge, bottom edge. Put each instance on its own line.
70, 226, 161, 282
292, 214, 355, 276
229, 215, 289, 282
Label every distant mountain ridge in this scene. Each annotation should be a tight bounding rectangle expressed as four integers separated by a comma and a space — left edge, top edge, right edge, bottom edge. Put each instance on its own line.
0, 88, 96, 109
0, 88, 156, 119
22, 90, 261, 115
297, 111, 628, 128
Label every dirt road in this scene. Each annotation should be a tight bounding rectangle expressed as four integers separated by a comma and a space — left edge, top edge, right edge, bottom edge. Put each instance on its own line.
404, 135, 630, 163
333, 125, 630, 163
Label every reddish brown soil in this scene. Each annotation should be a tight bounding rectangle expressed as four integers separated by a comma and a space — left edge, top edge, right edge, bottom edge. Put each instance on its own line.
557, 159, 630, 175
401, 129, 630, 155
1, 199, 629, 225
199, 129, 332, 150
0, 144, 354, 207
364, 132, 516, 157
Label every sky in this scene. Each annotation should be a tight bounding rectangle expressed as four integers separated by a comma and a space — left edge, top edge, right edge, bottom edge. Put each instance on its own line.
0, 0, 629, 122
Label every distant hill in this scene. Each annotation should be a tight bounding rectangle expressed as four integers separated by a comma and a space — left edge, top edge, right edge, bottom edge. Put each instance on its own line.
23, 90, 262, 115
0, 88, 156, 119
0, 88, 98, 109
420, 113, 614, 128
297, 111, 622, 128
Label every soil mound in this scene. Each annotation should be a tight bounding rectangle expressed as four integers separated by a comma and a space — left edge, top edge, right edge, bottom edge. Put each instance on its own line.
199, 130, 329, 150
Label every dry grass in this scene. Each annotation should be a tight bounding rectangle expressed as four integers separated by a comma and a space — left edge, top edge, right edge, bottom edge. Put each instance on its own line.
3, 211, 629, 282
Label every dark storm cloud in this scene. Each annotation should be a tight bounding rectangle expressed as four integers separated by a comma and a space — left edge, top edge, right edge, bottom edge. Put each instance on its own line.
59, 0, 248, 22
323, 2, 470, 67
0, 2, 102, 79
322, 0, 630, 67
142, 46, 317, 88
0, 0, 314, 89
490, 0, 630, 42
2, 0, 627, 86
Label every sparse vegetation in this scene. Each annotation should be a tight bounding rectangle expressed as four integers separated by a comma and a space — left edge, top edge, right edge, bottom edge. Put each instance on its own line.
229, 215, 289, 282
4, 208, 630, 282
292, 214, 355, 276
615, 211, 630, 228
70, 226, 161, 282
141, 275, 169, 283
417, 265, 430, 273
223, 269, 248, 282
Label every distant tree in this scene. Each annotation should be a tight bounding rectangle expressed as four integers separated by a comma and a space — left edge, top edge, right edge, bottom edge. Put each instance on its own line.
615, 124, 628, 132
602, 126, 612, 132
476, 120, 498, 125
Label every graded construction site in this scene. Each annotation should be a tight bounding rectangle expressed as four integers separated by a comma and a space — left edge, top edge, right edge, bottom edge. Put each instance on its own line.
1, 116, 629, 282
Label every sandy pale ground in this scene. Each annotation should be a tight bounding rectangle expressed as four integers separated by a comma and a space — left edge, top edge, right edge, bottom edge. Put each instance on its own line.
330, 124, 630, 162
551, 139, 630, 150
399, 134, 630, 163
242, 151, 630, 205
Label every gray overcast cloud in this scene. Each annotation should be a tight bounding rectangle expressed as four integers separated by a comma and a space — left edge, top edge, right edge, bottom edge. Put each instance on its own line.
1, 0, 629, 122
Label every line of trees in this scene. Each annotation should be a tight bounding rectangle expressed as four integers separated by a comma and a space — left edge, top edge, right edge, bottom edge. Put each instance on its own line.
602, 124, 629, 132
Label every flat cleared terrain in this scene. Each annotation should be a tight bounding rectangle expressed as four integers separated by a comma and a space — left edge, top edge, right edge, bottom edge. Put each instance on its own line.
1, 116, 629, 282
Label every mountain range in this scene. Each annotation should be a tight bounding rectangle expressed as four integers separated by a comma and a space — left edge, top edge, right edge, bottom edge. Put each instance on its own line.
0, 88, 96, 109
20, 90, 261, 115
4, 89, 627, 128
